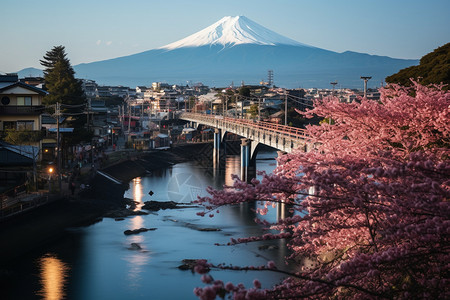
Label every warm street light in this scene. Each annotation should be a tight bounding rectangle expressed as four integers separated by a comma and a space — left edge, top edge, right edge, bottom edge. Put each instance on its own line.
48, 166, 54, 193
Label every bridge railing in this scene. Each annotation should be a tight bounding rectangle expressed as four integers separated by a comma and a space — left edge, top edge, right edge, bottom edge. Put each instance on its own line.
180, 113, 308, 140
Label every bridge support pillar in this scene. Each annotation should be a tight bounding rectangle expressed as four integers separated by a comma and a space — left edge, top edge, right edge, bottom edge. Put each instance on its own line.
240, 138, 255, 182
276, 150, 288, 221
213, 129, 221, 169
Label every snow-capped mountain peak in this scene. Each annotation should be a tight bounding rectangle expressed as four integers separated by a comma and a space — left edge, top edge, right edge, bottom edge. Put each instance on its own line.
160, 16, 310, 50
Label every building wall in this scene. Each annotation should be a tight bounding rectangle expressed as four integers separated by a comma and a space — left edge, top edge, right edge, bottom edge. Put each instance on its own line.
0, 115, 41, 130
0, 86, 43, 106
0, 86, 43, 131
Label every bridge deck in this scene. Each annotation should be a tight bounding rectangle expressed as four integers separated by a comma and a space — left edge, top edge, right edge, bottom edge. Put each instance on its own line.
180, 113, 311, 153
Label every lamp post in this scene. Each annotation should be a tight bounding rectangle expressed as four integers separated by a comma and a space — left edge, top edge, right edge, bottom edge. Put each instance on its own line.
330, 81, 338, 96
109, 126, 114, 147
360, 76, 372, 99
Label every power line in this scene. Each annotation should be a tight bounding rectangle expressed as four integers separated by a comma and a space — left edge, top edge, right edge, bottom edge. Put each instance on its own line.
60, 103, 87, 108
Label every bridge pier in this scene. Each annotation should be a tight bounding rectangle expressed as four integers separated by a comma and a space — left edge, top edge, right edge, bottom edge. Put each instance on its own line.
213, 129, 221, 169
276, 150, 289, 221
240, 138, 250, 182
240, 138, 256, 182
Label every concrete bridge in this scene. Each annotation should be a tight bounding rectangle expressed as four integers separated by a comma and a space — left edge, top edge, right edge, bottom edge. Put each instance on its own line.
179, 112, 311, 180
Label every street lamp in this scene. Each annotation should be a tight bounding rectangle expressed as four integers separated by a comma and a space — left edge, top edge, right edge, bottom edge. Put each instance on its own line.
48, 166, 54, 193
330, 81, 338, 96
108, 126, 114, 147
360, 76, 372, 99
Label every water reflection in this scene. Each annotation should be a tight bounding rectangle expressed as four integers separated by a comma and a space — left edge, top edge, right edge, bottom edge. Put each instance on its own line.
36, 254, 70, 300
132, 177, 143, 209
17, 150, 287, 300
224, 155, 240, 187
277, 202, 288, 222
127, 179, 150, 289
125, 215, 150, 289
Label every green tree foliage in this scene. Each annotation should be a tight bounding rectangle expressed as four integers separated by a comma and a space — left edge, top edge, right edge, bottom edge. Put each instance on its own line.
2, 129, 43, 144
41, 46, 90, 144
238, 86, 250, 97
247, 104, 259, 119
40, 45, 73, 76
386, 43, 450, 88
41, 46, 85, 106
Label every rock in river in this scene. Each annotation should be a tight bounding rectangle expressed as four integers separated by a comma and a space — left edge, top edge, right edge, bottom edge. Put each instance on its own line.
124, 227, 157, 235
129, 243, 142, 250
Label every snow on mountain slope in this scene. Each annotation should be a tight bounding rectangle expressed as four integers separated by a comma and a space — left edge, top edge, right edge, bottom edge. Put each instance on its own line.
160, 16, 311, 50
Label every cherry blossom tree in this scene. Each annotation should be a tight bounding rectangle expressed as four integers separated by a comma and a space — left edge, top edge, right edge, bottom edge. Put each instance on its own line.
193, 81, 449, 299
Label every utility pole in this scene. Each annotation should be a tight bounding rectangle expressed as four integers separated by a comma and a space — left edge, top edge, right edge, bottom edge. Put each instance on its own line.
235, 95, 238, 119
127, 103, 131, 134
140, 101, 143, 131
225, 95, 228, 117
121, 104, 125, 133
241, 96, 244, 119
55, 102, 62, 194
222, 95, 226, 116
87, 99, 91, 132
284, 91, 288, 126
360, 76, 372, 99
32, 146, 37, 191
258, 96, 261, 121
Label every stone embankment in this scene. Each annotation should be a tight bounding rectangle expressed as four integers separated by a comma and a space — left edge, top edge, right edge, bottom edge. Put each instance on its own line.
0, 143, 213, 266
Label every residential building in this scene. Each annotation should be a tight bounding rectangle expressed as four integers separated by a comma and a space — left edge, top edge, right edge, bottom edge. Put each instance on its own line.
0, 141, 39, 202
81, 79, 98, 98
0, 74, 47, 160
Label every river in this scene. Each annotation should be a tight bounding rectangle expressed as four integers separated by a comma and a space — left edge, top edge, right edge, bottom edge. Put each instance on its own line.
4, 150, 290, 300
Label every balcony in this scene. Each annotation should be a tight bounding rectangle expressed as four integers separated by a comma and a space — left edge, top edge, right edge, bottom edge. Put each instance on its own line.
0, 105, 45, 115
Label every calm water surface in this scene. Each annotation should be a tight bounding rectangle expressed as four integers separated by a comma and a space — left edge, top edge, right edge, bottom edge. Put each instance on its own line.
5, 150, 290, 300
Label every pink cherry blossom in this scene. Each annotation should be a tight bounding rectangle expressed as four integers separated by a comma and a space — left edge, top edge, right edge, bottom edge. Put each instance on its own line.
193, 82, 450, 299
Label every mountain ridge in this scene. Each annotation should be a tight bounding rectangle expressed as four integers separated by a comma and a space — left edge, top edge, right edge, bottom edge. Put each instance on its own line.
16, 16, 419, 88
73, 44, 417, 88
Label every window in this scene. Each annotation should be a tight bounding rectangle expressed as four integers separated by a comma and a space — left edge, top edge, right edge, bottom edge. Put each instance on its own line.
3, 121, 15, 130
16, 121, 34, 130
17, 96, 32, 106
1, 96, 10, 105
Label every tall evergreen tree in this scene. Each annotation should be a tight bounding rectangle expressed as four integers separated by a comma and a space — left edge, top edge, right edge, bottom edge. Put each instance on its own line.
41, 46, 90, 145
40, 46, 84, 106
40, 45, 74, 77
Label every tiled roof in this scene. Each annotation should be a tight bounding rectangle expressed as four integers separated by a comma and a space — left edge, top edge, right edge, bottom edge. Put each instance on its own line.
0, 81, 48, 95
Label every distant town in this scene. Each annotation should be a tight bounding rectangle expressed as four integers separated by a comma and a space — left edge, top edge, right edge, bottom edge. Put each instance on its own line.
0, 70, 380, 217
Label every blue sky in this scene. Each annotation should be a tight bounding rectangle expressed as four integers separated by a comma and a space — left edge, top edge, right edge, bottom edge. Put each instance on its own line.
1, 0, 449, 73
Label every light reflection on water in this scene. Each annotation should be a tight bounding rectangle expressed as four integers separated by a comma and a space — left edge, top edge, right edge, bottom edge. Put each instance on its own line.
128, 176, 149, 289
225, 155, 241, 188
125, 216, 150, 290
36, 254, 70, 300
132, 177, 143, 208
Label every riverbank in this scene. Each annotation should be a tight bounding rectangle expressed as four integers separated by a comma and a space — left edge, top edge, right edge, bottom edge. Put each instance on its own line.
0, 142, 213, 266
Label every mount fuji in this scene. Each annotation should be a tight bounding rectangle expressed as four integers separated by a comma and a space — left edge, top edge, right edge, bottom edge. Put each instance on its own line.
73, 16, 418, 88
